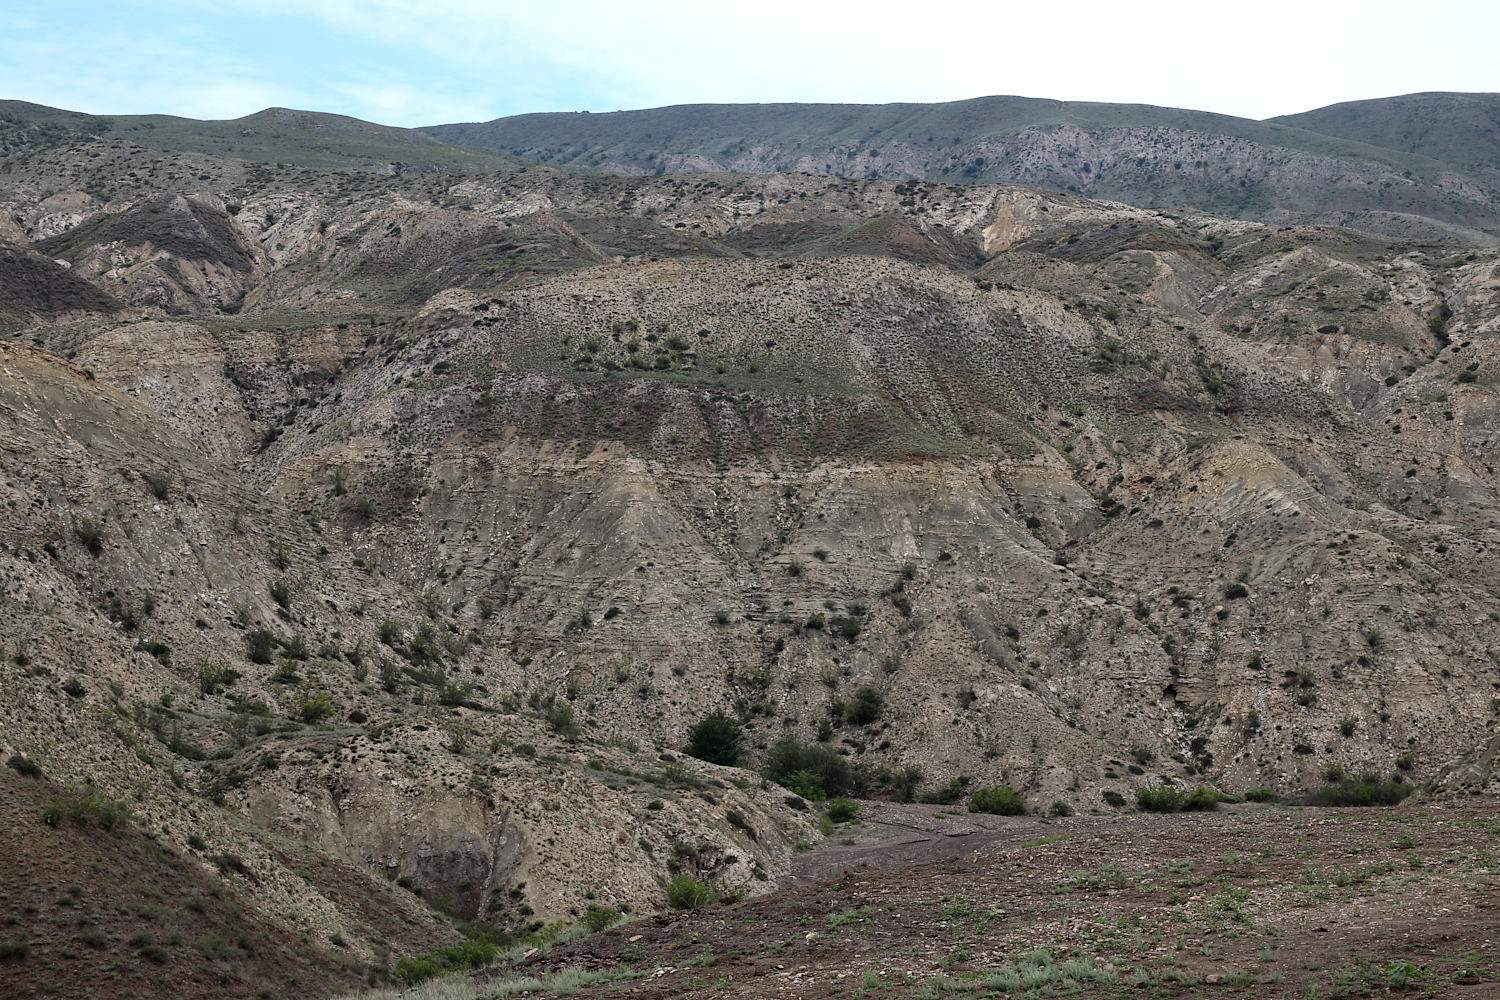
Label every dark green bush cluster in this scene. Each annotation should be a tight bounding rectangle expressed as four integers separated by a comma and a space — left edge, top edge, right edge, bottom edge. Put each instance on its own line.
1134, 784, 1220, 813
245, 628, 277, 664
686, 709, 742, 766
392, 936, 498, 986
1307, 774, 1411, 807
763, 738, 851, 800
834, 686, 883, 726
969, 785, 1026, 816
1243, 786, 1279, 803
5, 754, 42, 778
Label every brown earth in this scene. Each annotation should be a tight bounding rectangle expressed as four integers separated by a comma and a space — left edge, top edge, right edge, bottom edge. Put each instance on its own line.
503, 796, 1500, 999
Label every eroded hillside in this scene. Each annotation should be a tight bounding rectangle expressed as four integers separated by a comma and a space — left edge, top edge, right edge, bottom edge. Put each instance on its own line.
2, 135, 1500, 997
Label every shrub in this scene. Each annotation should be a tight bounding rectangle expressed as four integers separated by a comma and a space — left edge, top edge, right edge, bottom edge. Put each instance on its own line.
1307, 774, 1411, 807
0, 939, 28, 961
141, 470, 172, 500
196, 661, 241, 695
73, 516, 105, 555
665, 874, 714, 910
6, 754, 42, 778
825, 797, 859, 823
1243, 786, 1279, 803
1101, 789, 1126, 808
920, 776, 968, 805
41, 784, 132, 830
582, 904, 622, 933
969, 785, 1026, 816
686, 709, 743, 767
842, 686, 883, 726
856, 763, 922, 802
393, 936, 498, 986
245, 629, 277, 664
546, 702, 580, 739
763, 738, 852, 798
1135, 784, 1220, 813
292, 681, 334, 723
269, 578, 292, 609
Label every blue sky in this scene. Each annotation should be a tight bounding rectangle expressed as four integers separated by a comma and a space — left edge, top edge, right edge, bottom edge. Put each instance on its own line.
4, 1, 1497, 128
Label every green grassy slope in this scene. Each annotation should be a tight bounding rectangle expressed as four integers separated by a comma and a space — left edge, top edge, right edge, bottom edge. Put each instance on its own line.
423, 94, 1449, 178
0, 101, 516, 172
1271, 92, 1500, 171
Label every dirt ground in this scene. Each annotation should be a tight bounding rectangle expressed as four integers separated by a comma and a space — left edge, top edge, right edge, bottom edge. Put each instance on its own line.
501, 796, 1500, 998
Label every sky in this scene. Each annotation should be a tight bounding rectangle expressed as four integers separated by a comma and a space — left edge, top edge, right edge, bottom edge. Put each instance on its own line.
3, 0, 1497, 128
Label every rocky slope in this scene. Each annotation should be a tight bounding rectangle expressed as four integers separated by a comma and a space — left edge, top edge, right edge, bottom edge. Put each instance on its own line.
2, 131, 1500, 997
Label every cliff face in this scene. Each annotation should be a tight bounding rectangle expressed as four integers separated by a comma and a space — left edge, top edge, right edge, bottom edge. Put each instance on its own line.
3, 137, 1500, 996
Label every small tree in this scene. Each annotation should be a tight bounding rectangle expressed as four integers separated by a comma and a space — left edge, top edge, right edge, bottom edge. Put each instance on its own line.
686, 709, 743, 766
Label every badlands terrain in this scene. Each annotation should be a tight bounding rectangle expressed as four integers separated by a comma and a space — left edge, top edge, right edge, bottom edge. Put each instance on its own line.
0, 96, 1497, 997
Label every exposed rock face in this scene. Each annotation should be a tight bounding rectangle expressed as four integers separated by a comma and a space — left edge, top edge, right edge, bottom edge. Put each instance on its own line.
2, 135, 1500, 997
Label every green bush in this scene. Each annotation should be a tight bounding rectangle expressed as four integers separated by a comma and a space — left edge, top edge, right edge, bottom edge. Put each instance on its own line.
141, 470, 172, 500
686, 709, 743, 766
842, 686, 883, 726
1243, 786, 1279, 803
196, 661, 241, 695
1307, 775, 1411, 807
665, 874, 714, 910
41, 784, 132, 830
393, 936, 498, 986
919, 776, 968, 805
546, 702, 581, 739
245, 628, 277, 664
6, 754, 42, 778
1134, 784, 1220, 813
292, 681, 334, 723
783, 769, 827, 801
1101, 789, 1126, 808
73, 516, 105, 555
763, 738, 852, 798
969, 785, 1026, 816
582, 904, 622, 933
825, 797, 859, 823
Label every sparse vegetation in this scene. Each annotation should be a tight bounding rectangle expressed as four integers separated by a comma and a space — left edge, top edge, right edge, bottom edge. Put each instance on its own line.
41, 783, 132, 830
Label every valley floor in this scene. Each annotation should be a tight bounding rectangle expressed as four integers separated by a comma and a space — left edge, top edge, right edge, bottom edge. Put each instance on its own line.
412, 796, 1499, 999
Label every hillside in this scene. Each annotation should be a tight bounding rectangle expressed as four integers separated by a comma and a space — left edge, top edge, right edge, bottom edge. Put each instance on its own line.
1, 127, 1499, 998
0, 100, 517, 172
1273, 92, 1500, 173
424, 93, 1500, 242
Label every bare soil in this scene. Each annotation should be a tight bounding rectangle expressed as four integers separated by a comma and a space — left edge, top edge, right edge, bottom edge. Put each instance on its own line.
505, 796, 1500, 998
